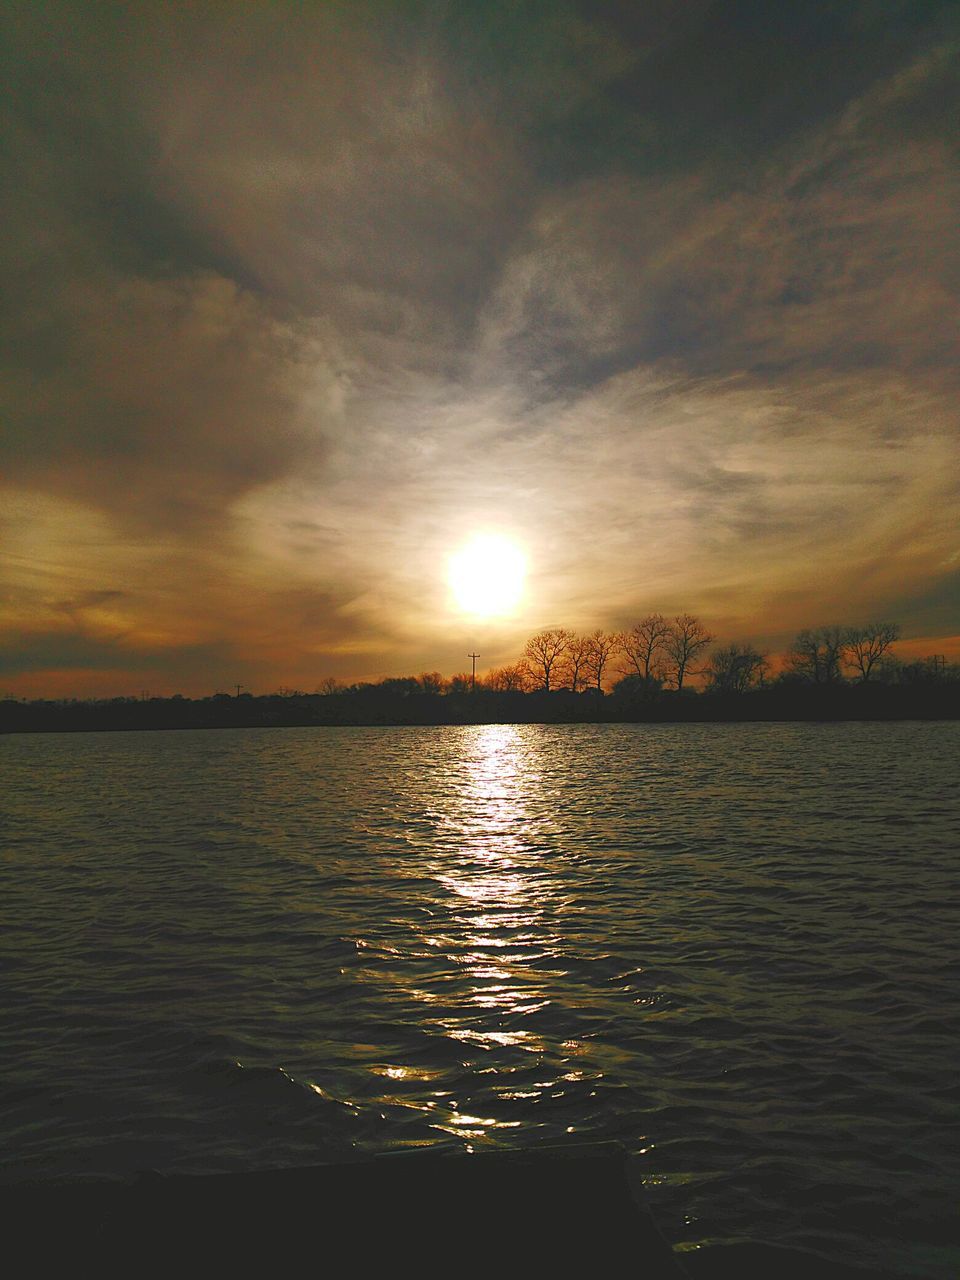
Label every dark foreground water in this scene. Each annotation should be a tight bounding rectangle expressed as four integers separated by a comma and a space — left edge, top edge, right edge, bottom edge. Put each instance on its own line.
1, 722, 958, 1276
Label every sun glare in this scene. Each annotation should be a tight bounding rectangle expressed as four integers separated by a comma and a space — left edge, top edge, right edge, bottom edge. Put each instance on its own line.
448, 534, 526, 618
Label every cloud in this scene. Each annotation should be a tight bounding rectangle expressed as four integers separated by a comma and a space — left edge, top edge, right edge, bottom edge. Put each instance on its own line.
0, 628, 237, 682
2, 256, 344, 530
1, 2, 958, 692
473, 35, 960, 389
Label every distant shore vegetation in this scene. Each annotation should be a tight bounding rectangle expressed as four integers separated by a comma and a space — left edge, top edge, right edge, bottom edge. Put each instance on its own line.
3, 618, 958, 733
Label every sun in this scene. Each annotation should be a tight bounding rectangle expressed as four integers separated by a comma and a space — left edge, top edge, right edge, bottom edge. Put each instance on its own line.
448, 533, 526, 618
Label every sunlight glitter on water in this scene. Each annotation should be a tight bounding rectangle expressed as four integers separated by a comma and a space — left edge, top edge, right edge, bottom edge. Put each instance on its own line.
413, 726, 557, 1067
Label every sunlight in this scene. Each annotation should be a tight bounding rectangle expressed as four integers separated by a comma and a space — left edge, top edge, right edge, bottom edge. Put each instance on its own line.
422, 724, 552, 1060
447, 534, 526, 618
350, 725, 564, 1142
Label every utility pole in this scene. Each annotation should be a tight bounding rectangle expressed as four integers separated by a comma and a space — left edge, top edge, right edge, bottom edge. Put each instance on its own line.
234, 683, 244, 697
468, 652, 479, 692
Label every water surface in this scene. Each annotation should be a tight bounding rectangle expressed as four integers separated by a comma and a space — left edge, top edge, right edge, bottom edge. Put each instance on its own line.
1, 722, 957, 1277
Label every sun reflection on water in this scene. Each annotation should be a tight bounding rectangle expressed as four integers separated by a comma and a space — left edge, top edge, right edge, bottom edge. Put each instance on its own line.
355, 723, 579, 1144
428, 724, 551, 1044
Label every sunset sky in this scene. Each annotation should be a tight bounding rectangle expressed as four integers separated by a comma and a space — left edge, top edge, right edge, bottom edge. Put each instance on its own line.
2, 1, 958, 697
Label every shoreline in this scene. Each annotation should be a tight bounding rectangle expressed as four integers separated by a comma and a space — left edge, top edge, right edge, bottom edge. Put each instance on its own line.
3, 687, 958, 736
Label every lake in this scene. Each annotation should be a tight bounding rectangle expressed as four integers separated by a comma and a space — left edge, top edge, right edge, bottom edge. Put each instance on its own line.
1, 721, 957, 1277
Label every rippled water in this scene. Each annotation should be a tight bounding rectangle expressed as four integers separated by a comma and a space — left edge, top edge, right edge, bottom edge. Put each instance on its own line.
1, 722, 958, 1276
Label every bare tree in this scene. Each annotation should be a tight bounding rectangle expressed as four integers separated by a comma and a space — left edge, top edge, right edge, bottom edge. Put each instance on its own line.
315, 677, 344, 696
524, 628, 571, 691
447, 672, 474, 695
663, 613, 713, 691
621, 613, 671, 680
894, 654, 954, 684
560, 633, 592, 692
584, 629, 622, 692
417, 671, 446, 695
843, 622, 900, 682
788, 625, 846, 684
705, 644, 768, 694
486, 662, 531, 692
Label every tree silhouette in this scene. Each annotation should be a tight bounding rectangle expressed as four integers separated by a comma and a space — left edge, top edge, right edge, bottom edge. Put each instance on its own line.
486, 662, 531, 692
584, 629, 622, 693
789, 625, 845, 684
844, 622, 900, 682
560, 634, 592, 692
524, 628, 571, 692
705, 643, 768, 693
417, 671, 446, 695
621, 613, 671, 680
663, 614, 713, 690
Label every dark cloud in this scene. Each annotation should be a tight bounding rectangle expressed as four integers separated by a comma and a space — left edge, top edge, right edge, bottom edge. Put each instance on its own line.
4, 270, 343, 528
887, 567, 960, 637
474, 54, 960, 390
0, 628, 236, 681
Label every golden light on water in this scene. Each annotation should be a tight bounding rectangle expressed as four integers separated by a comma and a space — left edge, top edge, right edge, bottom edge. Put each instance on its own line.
447, 534, 526, 618
413, 726, 551, 1140
353, 724, 598, 1147
429, 725, 551, 1055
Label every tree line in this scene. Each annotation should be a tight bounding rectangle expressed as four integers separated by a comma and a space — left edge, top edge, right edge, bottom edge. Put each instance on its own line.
505, 613, 714, 694
299, 615, 946, 701
446, 616, 911, 697
3, 617, 957, 736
